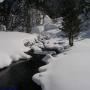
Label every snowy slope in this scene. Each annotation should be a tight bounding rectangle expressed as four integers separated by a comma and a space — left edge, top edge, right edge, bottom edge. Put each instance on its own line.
33, 37, 90, 90
0, 0, 4, 3
0, 16, 64, 69
0, 31, 37, 68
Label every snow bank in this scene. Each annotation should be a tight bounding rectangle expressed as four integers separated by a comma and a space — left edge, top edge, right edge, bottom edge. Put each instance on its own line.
33, 38, 90, 90
0, 0, 4, 3
0, 31, 37, 68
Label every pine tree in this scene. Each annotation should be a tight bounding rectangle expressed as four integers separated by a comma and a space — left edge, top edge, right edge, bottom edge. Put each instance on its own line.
62, 0, 80, 46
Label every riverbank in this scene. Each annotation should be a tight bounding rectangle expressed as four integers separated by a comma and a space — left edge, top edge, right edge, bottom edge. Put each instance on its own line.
0, 51, 46, 90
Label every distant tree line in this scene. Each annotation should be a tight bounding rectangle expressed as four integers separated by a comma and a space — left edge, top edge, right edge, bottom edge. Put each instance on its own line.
0, 0, 45, 32
0, 0, 90, 46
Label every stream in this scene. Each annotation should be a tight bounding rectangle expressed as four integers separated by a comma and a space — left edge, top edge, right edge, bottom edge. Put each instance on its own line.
0, 48, 58, 90
0, 51, 46, 90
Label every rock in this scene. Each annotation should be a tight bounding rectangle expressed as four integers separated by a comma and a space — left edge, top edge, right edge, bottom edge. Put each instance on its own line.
42, 54, 54, 63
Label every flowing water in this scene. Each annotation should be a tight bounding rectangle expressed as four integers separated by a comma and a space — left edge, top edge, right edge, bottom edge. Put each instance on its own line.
0, 52, 46, 90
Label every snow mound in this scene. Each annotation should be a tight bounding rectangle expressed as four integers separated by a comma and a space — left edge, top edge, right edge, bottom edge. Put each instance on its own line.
44, 15, 52, 25
33, 38, 90, 90
0, 32, 37, 68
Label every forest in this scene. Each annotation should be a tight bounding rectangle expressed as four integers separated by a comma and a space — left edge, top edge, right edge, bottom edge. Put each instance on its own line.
0, 0, 90, 46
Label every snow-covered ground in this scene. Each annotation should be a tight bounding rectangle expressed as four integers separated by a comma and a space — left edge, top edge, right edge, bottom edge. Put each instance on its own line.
0, 0, 4, 3
0, 16, 65, 69
32, 15, 90, 90
1, 14, 90, 90
33, 31, 90, 90
0, 31, 37, 68
30, 16, 68, 54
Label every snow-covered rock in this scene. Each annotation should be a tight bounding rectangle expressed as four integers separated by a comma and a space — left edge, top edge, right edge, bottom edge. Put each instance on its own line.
31, 45, 42, 52
42, 54, 54, 63
44, 15, 52, 25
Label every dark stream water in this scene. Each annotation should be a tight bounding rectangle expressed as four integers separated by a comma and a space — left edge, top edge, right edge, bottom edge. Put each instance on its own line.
0, 51, 46, 90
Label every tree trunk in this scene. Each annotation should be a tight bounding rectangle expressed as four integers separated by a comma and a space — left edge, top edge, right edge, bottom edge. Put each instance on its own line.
26, 9, 31, 33
26, 1, 31, 33
69, 32, 73, 46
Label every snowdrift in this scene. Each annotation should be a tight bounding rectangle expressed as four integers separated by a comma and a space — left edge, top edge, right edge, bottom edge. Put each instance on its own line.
0, 32, 37, 68
33, 38, 90, 90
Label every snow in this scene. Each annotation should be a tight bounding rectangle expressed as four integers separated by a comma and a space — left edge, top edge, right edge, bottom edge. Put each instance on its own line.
33, 37, 90, 90
0, 31, 37, 68
31, 14, 90, 90
44, 15, 52, 25
31, 25, 44, 34
0, 0, 4, 3
30, 16, 67, 54
44, 24, 58, 31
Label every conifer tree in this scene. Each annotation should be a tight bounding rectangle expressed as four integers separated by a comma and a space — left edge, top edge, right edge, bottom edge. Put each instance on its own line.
62, 0, 80, 46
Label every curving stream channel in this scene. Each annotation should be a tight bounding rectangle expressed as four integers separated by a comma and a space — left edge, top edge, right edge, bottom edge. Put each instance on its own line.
0, 50, 46, 90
